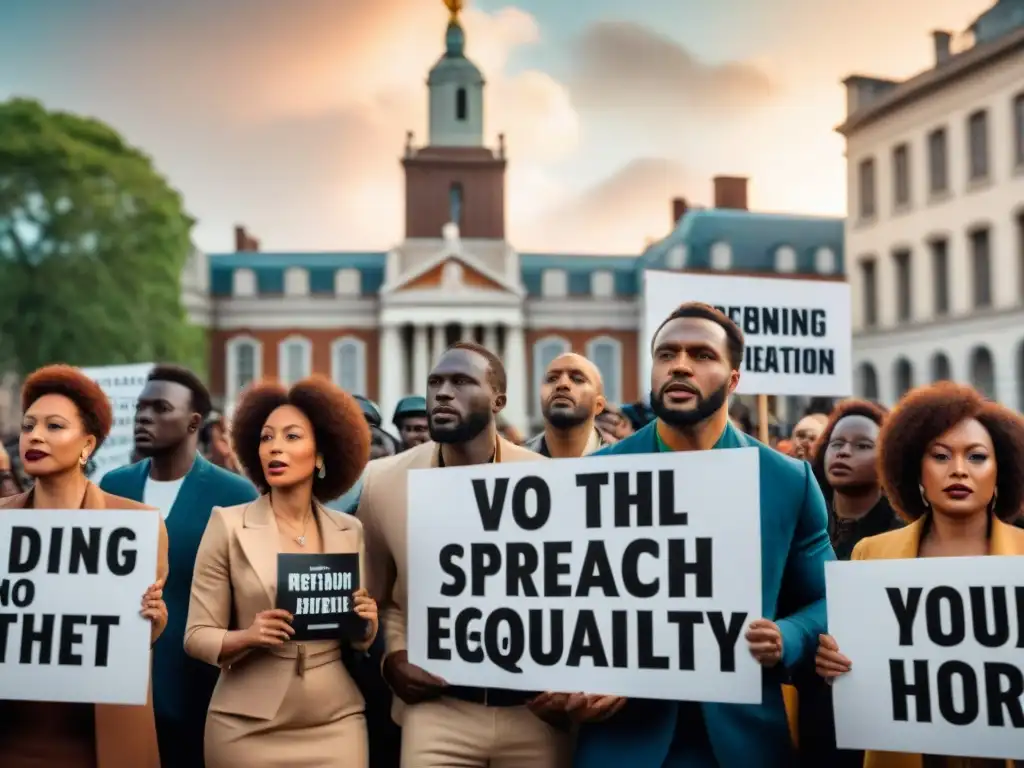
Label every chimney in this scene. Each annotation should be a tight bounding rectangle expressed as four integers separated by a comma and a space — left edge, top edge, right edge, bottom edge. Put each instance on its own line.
672, 197, 688, 227
713, 176, 748, 210
234, 225, 260, 252
932, 30, 952, 65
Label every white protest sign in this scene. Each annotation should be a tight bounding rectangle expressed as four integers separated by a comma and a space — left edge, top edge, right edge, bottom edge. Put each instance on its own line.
0, 508, 159, 705
642, 270, 852, 397
82, 363, 154, 482
827, 557, 1024, 761
407, 448, 763, 703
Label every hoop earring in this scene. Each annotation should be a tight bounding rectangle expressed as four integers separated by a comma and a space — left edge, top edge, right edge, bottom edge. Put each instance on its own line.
918, 484, 930, 509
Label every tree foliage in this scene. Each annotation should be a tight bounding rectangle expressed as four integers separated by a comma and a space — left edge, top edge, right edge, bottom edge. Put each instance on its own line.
0, 98, 205, 375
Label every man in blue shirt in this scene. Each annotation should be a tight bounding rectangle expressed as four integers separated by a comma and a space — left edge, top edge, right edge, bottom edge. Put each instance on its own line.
572, 302, 834, 767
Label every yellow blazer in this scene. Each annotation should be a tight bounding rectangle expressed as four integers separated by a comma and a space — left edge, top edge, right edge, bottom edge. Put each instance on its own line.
184, 495, 373, 722
358, 436, 544, 724
850, 516, 1024, 768
0, 483, 169, 768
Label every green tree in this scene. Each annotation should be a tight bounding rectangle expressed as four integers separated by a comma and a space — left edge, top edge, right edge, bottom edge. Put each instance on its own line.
0, 98, 205, 375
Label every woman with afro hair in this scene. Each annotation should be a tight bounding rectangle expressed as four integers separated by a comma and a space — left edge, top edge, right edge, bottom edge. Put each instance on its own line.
814, 382, 1024, 767
0, 364, 169, 768
795, 398, 902, 768
185, 375, 378, 768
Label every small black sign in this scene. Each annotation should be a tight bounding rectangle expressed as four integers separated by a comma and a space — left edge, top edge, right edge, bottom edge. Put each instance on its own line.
276, 553, 361, 642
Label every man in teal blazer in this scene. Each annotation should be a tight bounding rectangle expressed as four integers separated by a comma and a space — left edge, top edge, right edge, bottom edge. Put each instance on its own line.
572, 303, 834, 768
101, 365, 257, 768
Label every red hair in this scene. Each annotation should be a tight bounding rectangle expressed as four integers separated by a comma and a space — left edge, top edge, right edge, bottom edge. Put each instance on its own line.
21, 365, 113, 449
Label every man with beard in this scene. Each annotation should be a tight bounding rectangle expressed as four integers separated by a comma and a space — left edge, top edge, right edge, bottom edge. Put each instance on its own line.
790, 413, 828, 461
526, 352, 607, 457
100, 365, 258, 768
393, 395, 430, 451
360, 342, 570, 767
572, 302, 834, 768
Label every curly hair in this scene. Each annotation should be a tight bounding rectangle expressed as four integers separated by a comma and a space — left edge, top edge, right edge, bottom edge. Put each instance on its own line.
809, 398, 888, 502
231, 375, 370, 501
877, 382, 1024, 522
21, 365, 114, 450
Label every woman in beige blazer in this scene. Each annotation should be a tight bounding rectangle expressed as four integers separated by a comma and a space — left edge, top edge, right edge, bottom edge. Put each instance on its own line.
0, 364, 169, 768
185, 375, 376, 768
815, 383, 1024, 768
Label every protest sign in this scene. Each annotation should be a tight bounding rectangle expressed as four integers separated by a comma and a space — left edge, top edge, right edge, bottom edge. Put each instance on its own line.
827, 556, 1024, 761
643, 270, 852, 397
0, 508, 160, 705
277, 553, 361, 642
406, 448, 763, 702
82, 363, 154, 482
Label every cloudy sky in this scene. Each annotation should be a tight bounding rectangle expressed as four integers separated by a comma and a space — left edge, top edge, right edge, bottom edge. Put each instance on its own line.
0, 0, 994, 254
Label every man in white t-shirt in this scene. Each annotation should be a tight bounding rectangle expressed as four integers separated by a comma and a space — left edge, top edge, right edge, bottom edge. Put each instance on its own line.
101, 365, 257, 768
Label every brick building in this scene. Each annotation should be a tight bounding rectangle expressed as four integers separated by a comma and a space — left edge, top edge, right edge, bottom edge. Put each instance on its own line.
183, 11, 845, 433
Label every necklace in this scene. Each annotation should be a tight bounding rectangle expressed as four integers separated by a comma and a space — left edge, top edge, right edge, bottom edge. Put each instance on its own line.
276, 510, 312, 547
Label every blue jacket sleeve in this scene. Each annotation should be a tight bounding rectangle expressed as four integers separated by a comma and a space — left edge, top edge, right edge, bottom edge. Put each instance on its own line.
777, 462, 834, 670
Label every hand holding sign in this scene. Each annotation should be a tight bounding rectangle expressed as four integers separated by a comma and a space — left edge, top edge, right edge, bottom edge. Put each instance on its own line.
814, 633, 851, 681
245, 609, 295, 647
383, 650, 447, 705
352, 587, 378, 641
140, 578, 167, 644
745, 618, 784, 668
565, 692, 628, 723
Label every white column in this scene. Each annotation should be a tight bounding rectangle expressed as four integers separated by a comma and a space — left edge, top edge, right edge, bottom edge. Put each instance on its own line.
460, 323, 476, 342
379, 323, 405, 427
432, 324, 448, 364
502, 322, 528, 433
411, 325, 430, 396
483, 324, 500, 355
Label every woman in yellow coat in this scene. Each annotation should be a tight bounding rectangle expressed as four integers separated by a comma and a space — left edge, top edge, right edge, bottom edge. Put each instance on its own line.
815, 382, 1024, 768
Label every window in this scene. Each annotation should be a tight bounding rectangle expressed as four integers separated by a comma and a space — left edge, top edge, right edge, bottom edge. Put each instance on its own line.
930, 238, 949, 316
331, 337, 367, 395
334, 268, 361, 295
1014, 93, 1024, 167
532, 336, 570, 406
278, 336, 312, 386
969, 346, 996, 400
284, 267, 309, 296
590, 270, 615, 298
449, 183, 463, 227
893, 358, 914, 399
814, 247, 836, 274
931, 352, 952, 382
666, 244, 687, 269
541, 269, 567, 297
456, 87, 468, 121
857, 363, 879, 400
893, 249, 912, 322
774, 245, 797, 273
970, 227, 992, 308
232, 268, 256, 297
892, 143, 910, 207
858, 158, 876, 219
586, 337, 622, 405
968, 110, 989, 181
226, 336, 262, 395
709, 241, 732, 270
928, 128, 948, 194
860, 258, 878, 327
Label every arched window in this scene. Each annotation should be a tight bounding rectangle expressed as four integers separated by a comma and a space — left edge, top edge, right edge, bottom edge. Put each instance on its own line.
532, 336, 571, 407
930, 352, 952, 382
456, 87, 468, 121
773, 245, 797, 273
586, 336, 623, 405
278, 336, 312, 387
893, 357, 914, 400
331, 337, 367, 395
226, 336, 262, 396
857, 362, 879, 400
969, 346, 996, 399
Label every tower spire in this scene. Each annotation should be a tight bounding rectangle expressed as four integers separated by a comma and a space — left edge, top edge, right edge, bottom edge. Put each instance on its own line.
443, 0, 462, 24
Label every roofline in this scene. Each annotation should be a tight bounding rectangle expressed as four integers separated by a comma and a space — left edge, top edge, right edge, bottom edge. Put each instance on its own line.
836, 25, 1024, 137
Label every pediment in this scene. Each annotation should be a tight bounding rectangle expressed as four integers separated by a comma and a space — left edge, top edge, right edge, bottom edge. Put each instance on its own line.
382, 240, 524, 297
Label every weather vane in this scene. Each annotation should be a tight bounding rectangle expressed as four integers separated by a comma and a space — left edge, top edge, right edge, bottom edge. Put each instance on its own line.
443, 0, 463, 23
